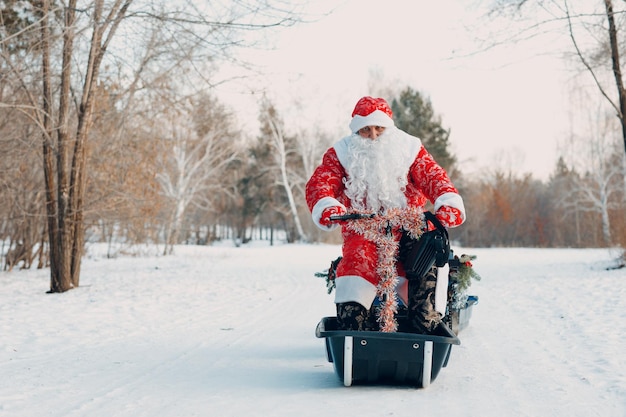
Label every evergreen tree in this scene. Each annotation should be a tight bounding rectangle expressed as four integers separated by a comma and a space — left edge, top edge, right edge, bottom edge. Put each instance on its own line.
390, 87, 457, 174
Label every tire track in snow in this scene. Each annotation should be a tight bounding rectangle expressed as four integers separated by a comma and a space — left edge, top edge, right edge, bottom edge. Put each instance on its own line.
46, 245, 338, 417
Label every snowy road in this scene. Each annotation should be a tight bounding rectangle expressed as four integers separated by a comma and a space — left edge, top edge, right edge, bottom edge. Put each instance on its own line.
1, 244, 624, 417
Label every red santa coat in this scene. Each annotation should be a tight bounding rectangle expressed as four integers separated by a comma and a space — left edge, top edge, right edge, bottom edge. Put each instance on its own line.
305, 131, 465, 308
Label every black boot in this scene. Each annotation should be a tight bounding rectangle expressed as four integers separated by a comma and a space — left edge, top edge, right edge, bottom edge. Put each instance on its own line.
407, 266, 442, 334
336, 302, 378, 331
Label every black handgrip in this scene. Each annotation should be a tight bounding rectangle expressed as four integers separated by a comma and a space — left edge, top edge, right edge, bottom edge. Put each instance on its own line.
329, 213, 375, 221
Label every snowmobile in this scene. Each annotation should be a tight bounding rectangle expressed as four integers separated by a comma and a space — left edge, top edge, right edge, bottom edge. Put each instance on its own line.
315, 211, 479, 388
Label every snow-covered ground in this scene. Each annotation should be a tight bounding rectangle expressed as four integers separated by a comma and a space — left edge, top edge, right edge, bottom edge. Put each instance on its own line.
1, 243, 625, 417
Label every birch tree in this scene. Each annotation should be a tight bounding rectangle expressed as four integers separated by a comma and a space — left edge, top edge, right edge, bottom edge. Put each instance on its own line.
258, 99, 307, 242
157, 95, 239, 254
559, 112, 624, 245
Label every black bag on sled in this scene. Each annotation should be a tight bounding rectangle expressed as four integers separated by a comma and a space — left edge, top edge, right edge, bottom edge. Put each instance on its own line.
398, 211, 450, 279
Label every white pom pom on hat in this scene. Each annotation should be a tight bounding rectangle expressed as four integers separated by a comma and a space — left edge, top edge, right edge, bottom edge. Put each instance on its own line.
349, 96, 395, 133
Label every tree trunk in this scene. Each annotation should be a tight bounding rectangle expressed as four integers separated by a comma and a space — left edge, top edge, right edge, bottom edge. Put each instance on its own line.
45, 0, 77, 292
41, 0, 60, 288
267, 116, 307, 242
69, 0, 107, 286
43, 0, 130, 292
279, 157, 307, 242
604, 0, 626, 154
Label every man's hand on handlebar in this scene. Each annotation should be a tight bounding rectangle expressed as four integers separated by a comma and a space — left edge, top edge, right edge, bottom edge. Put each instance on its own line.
319, 206, 347, 227
434, 205, 464, 228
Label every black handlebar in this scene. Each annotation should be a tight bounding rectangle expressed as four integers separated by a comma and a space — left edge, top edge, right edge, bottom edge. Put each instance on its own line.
329, 211, 447, 232
329, 213, 376, 221
326, 210, 451, 277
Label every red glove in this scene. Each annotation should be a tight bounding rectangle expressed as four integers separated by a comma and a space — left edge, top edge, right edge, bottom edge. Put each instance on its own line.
320, 206, 347, 227
435, 205, 464, 228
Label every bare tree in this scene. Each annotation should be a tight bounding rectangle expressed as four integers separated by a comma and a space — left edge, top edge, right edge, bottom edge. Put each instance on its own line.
157, 95, 240, 254
86, 82, 164, 254
258, 98, 307, 242
558, 109, 624, 245
479, 0, 626, 245
561, 0, 626, 154
38, 0, 134, 292
1, 0, 308, 291
483, 0, 626, 154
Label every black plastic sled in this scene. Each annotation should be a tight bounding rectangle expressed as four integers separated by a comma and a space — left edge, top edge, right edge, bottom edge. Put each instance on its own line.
316, 317, 460, 387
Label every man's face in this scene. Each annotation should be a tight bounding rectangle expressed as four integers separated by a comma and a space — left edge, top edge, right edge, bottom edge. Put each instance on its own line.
357, 125, 386, 140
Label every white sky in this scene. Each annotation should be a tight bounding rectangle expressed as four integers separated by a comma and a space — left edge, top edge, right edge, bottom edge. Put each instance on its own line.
217, 0, 577, 181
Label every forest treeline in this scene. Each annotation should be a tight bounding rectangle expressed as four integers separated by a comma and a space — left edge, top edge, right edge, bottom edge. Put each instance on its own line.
1, 1, 626, 277
2, 83, 625, 273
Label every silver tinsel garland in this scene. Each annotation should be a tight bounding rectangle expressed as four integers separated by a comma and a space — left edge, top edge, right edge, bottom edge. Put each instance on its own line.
344, 207, 424, 332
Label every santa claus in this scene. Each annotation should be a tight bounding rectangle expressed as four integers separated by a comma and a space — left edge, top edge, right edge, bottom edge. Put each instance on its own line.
305, 96, 466, 333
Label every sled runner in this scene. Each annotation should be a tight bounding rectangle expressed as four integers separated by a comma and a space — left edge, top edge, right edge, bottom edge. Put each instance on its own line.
315, 210, 478, 387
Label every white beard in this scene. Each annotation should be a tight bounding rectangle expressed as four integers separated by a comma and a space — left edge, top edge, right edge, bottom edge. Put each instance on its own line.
343, 127, 409, 212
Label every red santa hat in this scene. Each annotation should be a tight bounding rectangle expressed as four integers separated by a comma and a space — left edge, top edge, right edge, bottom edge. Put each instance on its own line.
349, 96, 395, 133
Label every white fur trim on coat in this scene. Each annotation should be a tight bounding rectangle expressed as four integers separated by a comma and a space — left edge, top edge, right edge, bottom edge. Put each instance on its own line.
334, 275, 410, 308
334, 275, 379, 307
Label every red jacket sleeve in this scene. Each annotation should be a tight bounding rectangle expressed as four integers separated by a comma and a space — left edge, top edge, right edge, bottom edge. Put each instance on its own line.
409, 146, 458, 202
305, 148, 347, 211
408, 146, 465, 225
